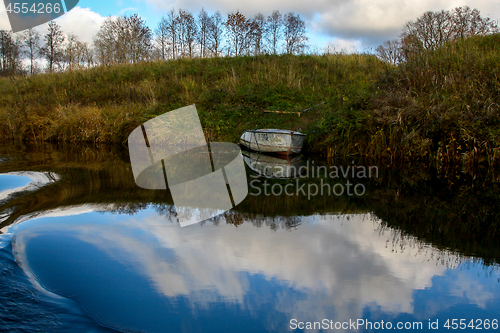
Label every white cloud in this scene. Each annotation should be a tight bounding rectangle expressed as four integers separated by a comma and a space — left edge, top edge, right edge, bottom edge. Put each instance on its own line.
51, 7, 108, 44
1, 7, 107, 44
0, 4, 10, 30
117, 7, 139, 16
324, 37, 363, 54
145, 0, 500, 48
3, 1, 499, 50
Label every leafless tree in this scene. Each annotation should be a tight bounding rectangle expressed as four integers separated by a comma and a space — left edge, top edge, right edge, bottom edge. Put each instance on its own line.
178, 9, 197, 58
450, 6, 498, 39
401, 10, 453, 51
225, 11, 255, 56
283, 12, 307, 55
80, 42, 94, 68
0, 30, 22, 76
197, 8, 210, 58
399, 34, 423, 61
23, 28, 41, 75
72, 41, 91, 68
93, 14, 152, 65
64, 37, 91, 69
155, 16, 170, 60
251, 13, 266, 55
93, 18, 115, 65
266, 10, 282, 54
375, 39, 402, 65
165, 9, 180, 60
207, 11, 224, 57
124, 15, 153, 63
400, 6, 498, 53
40, 21, 65, 73
65, 34, 79, 71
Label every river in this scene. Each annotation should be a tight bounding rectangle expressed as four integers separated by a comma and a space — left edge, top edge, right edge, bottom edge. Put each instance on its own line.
0, 142, 499, 332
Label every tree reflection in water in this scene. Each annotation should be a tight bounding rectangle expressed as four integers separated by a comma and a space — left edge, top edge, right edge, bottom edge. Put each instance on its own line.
0, 142, 499, 264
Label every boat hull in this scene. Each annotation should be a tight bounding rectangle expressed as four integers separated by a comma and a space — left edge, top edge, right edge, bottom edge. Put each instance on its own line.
239, 129, 305, 155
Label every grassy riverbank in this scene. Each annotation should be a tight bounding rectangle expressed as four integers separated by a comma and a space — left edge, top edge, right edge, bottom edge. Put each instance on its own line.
0, 34, 499, 167
0, 53, 382, 144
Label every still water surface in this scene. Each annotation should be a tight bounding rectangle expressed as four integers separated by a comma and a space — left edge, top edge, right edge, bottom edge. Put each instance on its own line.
0, 143, 499, 332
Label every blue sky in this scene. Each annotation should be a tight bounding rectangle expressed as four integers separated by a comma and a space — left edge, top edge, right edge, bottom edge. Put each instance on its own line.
86, 0, 157, 18
71, 0, 335, 51
1, 0, 499, 52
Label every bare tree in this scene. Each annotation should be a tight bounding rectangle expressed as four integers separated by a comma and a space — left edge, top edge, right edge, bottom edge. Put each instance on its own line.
400, 6, 499, 53
63, 36, 91, 70
65, 33, 79, 71
251, 13, 266, 55
93, 14, 152, 65
40, 21, 65, 73
450, 6, 498, 39
225, 11, 255, 56
375, 39, 402, 65
72, 41, 90, 68
155, 16, 169, 60
80, 42, 93, 68
0, 30, 22, 76
178, 9, 197, 58
197, 8, 210, 58
207, 11, 224, 57
402, 10, 453, 51
266, 10, 282, 54
399, 34, 423, 61
166, 9, 180, 60
124, 15, 153, 63
283, 12, 307, 55
93, 19, 116, 65
23, 28, 41, 75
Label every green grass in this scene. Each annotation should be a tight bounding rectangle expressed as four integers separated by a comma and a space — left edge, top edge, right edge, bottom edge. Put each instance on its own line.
0, 54, 384, 147
1, 34, 500, 171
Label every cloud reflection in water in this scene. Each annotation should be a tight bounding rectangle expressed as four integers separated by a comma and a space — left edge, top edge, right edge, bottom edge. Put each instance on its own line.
9, 209, 499, 332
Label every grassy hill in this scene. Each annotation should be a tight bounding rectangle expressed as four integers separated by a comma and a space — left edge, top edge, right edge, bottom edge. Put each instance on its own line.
0, 53, 383, 144
1, 33, 499, 169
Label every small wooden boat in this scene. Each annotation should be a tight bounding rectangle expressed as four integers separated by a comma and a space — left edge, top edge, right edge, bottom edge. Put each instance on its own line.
239, 129, 306, 155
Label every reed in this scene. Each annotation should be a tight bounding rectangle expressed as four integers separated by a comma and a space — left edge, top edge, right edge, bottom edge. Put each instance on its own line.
321, 33, 500, 170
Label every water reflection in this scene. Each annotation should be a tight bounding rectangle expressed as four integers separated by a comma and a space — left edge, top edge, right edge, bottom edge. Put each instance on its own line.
1, 142, 500, 332
0, 172, 57, 201
0, 172, 58, 230
10, 209, 500, 333
242, 150, 306, 179
1, 143, 500, 261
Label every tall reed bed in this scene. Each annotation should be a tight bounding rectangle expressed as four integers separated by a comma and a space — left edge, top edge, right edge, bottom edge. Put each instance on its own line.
322, 33, 500, 170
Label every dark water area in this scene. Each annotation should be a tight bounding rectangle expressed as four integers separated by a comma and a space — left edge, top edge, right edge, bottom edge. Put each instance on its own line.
0, 142, 500, 333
